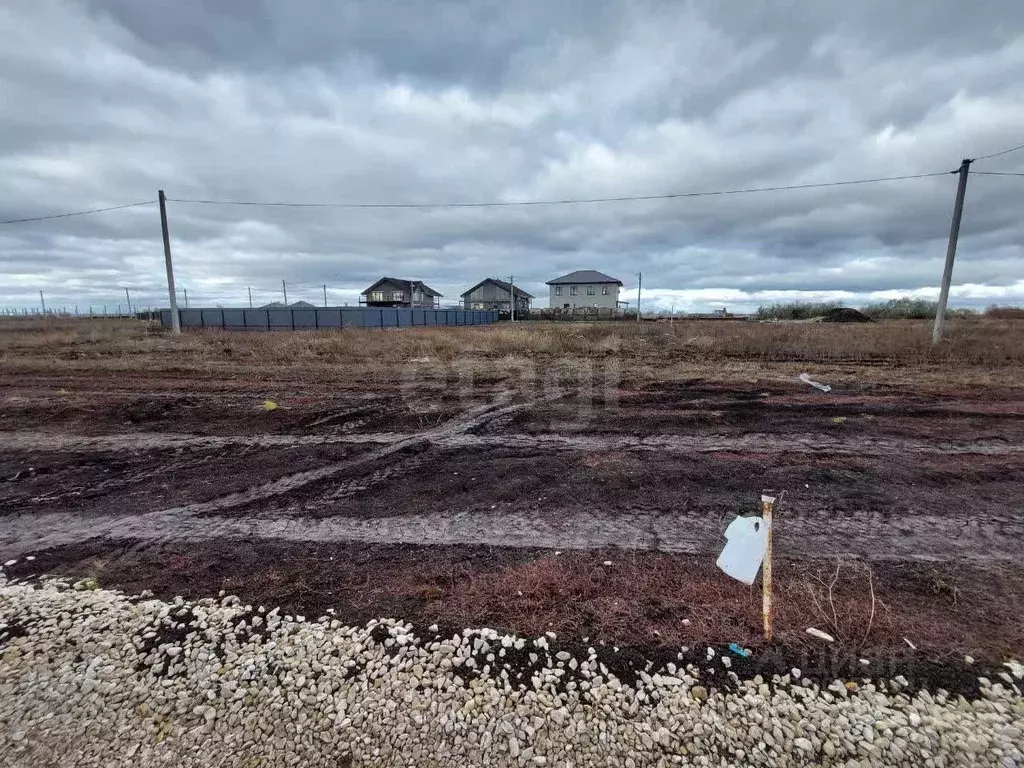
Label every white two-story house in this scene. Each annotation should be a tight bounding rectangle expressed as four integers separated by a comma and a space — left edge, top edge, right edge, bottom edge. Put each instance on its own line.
546, 270, 623, 309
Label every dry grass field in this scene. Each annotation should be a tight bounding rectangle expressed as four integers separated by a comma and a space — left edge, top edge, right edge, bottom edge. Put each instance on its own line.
2, 316, 1023, 674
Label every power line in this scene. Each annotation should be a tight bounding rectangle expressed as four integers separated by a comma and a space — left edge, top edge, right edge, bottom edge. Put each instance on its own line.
972, 142, 1024, 163
972, 170, 1024, 177
0, 200, 155, 225
166, 172, 951, 210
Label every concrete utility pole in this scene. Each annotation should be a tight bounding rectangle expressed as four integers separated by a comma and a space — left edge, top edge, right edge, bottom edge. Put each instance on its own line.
124, 287, 132, 316
158, 190, 181, 333
184, 288, 189, 309
509, 275, 515, 322
248, 287, 253, 308
932, 159, 971, 345
323, 284, 328, 307
282, 280, 288, 305
39, 290, 46, 314
636, 272, 642, 322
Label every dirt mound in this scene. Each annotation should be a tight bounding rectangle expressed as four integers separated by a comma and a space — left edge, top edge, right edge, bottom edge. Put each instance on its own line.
821, 307, 873, 323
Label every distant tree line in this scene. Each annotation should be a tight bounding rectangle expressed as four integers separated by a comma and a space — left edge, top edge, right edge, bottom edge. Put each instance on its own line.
755, 298, 1024, 321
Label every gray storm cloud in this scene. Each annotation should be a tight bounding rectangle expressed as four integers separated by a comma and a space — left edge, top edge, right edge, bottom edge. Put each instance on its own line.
1, 0, 1023, 312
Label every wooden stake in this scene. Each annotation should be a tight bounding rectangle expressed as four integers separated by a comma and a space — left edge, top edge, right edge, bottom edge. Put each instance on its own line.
761, 493, 776, 642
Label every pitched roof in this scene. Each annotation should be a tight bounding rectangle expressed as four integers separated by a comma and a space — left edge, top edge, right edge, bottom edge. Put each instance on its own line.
546, 270, 622, 285
459, 278, 534, 299
289, 300, 318, 308
362, 277, 443, 297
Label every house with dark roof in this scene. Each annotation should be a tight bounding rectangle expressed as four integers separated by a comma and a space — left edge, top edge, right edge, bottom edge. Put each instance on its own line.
546, 270, 623, 309
360, 278, 442, 308
460, 278, 534, 312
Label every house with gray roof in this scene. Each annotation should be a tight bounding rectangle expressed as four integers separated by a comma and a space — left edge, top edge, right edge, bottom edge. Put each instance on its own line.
360, 277, 442, 308
460, 278, 533, 312
546, 270, 623, 309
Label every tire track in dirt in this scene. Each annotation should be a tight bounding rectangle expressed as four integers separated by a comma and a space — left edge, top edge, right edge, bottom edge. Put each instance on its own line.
3, 429, 1021, 456
1, 504, 1019, 564
113, 392, 563, 523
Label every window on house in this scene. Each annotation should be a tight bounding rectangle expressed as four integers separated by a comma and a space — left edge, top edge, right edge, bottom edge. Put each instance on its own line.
368, 291, 384, 302
391, 291, 405, 301
554, 286, 563, 296
586, 285, 595, 295
570, 286, 578, 295
602, 286, 609, 295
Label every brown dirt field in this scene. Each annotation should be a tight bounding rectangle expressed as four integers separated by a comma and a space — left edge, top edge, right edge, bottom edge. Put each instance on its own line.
1, 319, 1023, 670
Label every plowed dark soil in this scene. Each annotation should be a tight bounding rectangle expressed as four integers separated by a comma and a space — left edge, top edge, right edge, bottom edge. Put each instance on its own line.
1, 368, 1022, 665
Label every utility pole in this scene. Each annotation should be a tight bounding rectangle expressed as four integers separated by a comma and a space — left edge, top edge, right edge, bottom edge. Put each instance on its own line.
184, 288, 189, 309
248, 287, 253, 308
636, 272, 642, 323
282, 280, 288, 305
323, 284, 328, 307
158, 190, 181, 333
932, 159, 971, 345
124, 287, 132, 316
39, 290, 46, 314
509, 275, 515, 322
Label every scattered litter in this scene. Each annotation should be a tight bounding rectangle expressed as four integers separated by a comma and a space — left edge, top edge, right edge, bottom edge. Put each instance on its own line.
805, 627, 835, 643
3, 559, 16, 567
859, 659, 870, 666
25, 556, 35, 561
409, 357, 431, 363
516, 591, 523, 596
845, 681, 858, 692
799, 373, 832, 392
261, 400, 279, 411
964, 655, 974, 665
602, 561, 613, 567
716, 516, 769, 585
681, 619, 691, 626
728, 643, 751, 658
831, 416, 847, 424
904, 637, 917, 650
554, 551, 562, 556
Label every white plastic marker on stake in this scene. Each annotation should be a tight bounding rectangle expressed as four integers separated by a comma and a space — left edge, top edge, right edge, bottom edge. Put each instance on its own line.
799, 373, 832, 392
716, 494, 777, 641
716, 515, 770, 586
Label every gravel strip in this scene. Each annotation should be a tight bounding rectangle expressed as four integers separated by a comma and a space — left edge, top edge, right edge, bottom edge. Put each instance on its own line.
1, 574, 1022, 767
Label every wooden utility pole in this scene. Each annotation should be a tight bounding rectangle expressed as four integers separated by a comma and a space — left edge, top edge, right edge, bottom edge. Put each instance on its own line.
509, 275, 515, 322
932, 159, 971, 345
636, 272, 642, 322
183, 288, 189, 309
248, 287, 253, 308
323, 284, 328, 307
158, 190, 181, 333
282, 280, 288, 305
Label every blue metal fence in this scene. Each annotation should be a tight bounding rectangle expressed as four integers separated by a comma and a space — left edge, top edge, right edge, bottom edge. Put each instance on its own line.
160, 307, 499, 331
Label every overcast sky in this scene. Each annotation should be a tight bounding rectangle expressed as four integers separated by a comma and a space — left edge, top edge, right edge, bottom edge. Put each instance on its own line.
2, 0, 1023, 313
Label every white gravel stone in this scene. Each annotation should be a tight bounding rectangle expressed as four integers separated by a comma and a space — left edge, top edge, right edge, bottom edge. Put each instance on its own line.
0, 574, 1021, 768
